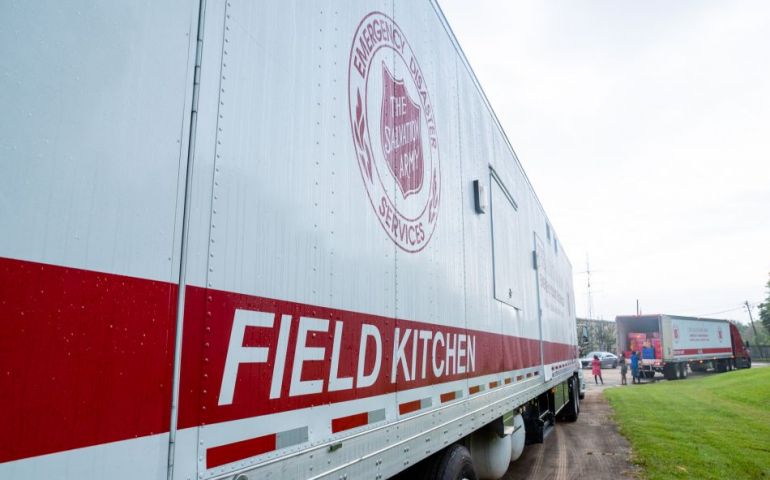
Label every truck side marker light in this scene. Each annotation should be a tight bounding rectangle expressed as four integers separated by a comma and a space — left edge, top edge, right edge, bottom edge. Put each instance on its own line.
440, 390, 463, 403
332, 408, 386, 433
488, 381, 499, 389
516, 375, 524, 381
504, 377, 512, 385
469, 384, 486, 395
398, 397, 433, 415
206, 426, 308, 469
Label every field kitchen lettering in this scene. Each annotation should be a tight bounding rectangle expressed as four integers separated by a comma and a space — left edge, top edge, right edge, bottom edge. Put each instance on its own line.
348, 12, 440, 253
217, 309, 476, 406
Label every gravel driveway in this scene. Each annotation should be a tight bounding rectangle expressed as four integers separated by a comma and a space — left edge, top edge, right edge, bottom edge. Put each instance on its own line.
503, 368, 638, 479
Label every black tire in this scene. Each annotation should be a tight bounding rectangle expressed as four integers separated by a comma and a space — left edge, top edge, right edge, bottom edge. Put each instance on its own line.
690, 362, 705, 372
663, 364, 677, 381
716, 359, 726, 373
747, 357, 752, 369
680, 363, 688, 379
612, 361, 618, 369
558, 377, 580, 422
421, 444, 477, 480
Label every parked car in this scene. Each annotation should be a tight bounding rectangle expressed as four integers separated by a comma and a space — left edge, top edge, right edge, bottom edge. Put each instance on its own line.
577, 368, 586, 399
581, 351, 618, 369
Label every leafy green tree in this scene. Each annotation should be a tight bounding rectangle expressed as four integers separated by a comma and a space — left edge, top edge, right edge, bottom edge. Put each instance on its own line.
737, 320, 769, 345
760, 273, 770, 333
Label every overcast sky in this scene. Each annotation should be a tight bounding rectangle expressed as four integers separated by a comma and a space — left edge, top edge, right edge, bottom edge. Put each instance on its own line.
440, 0, 770, 325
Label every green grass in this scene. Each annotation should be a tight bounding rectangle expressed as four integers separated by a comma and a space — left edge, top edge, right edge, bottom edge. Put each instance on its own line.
605, 368, 770, 480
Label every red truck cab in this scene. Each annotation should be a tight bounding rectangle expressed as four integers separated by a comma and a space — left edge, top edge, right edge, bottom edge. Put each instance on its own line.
730, 322, 752, 368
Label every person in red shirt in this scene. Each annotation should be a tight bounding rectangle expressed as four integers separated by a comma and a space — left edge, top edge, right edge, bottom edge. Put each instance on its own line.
591, 354, 603, 385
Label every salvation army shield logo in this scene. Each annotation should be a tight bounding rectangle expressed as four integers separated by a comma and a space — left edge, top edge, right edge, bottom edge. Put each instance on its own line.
380, 63, 424, 198
348, 12, 440, 252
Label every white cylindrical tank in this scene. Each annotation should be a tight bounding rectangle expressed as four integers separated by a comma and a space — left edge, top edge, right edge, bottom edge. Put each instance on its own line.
509, 413, 526, 462
469, 425, 513, 479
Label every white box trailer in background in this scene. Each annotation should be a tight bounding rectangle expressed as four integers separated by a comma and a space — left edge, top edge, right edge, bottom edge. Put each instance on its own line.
0, 2, 579, 479
616, 315, 751, 381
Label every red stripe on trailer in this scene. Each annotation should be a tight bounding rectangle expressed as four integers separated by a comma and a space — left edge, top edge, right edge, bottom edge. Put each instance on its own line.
399, 400, 422, 415
206, 433, 277, 469
543, 341, 577, 364
673, 347, 733, 355
440, 391, 457, 403
0, 257, 177, 464
178, 285, 578, 429
332, 412, 369, 433
1, 256, 579, 462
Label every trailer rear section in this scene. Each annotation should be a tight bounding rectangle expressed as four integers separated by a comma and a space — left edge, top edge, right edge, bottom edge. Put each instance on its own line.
615, 315, 751, 380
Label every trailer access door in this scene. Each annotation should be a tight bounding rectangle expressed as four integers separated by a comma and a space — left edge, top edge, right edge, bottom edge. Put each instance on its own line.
0, 1, 201, 479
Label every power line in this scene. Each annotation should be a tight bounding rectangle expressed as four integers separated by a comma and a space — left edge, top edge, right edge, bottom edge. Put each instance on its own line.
689, 302, 761, 318
692, 305, 745, 317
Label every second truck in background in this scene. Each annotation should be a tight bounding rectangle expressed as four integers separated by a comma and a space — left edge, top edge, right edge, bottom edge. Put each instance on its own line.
615, 314, 752, 380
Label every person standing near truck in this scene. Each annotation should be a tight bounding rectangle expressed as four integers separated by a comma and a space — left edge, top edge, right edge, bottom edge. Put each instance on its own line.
591, 354, 604, 385
619, 353, 628, 385
630, 351, 640, 384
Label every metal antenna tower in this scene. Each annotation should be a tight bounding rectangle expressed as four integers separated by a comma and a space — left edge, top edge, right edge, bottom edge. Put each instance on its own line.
586, 254, 593, 319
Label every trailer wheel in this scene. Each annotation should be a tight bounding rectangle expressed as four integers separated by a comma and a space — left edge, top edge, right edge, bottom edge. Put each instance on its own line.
740, 358, 746, 368
679, 363, 688, 379
421, 444, 477, 480
557, 377, 580, 422
716, 359, 726, 373
663, 364, 677, 381
690, 362, 705, 373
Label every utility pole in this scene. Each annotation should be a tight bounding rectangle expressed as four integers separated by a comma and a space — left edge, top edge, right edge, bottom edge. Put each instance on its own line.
636, 299, 640, 316
745, 301, 759, 339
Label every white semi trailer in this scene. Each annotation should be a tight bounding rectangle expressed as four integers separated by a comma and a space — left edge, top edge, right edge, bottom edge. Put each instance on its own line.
616, 314, 752, 380
0, 2, 579, 479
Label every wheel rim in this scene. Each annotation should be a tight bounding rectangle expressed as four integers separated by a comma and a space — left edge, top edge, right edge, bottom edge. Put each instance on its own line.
574, 378, 580, 413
